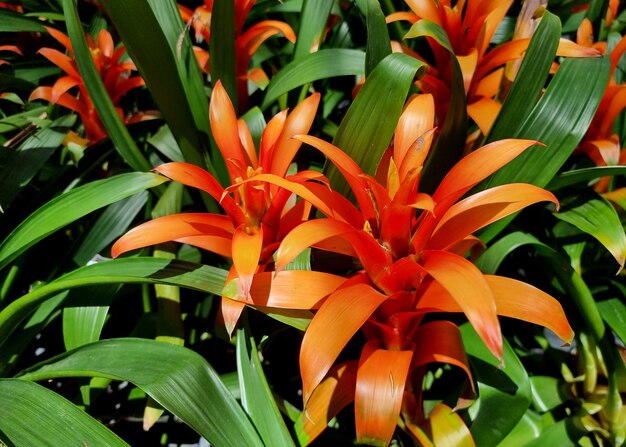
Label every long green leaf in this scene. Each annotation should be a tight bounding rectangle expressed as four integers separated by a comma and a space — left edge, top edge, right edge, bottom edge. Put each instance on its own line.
479, 55, 610, 241
475, 232, 551, 275
365, 0, 391, 76
487, 11, 560, 143
0, 379, 129, 447
326, 52, 427, 195
462, 323, 532, 446
597, 298, 626, 345
18, 339, 264, 447
554, 193, 626, 269
548, 166, 626, 190
526, 417, 588, 446
100, 0, 217, 175
0, 172, 167, 271
405, 19, 467, 193
0, 258, 227, 348
210, 0, 237, 106
62, 0, 152, 172
0, 9, 46, 31
293, 0, 335, 60
262, 49, 366, 108
237, 324, 295, 447
62, 285, 116, 350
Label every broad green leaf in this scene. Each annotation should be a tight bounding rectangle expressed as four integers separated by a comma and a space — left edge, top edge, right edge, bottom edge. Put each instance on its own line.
0, 115, 74, 213
327, 53, 427, 195
462, 323, 532, 447
72, 191, 149, 266
405, 19, 467, 193
530, 376, 570, 412
18, 339, 264, 447
526, 417, 588, 446
0, 172, 167, 271
476, 232, 552, 275
0, 258, 228, 348
548, 166, 626, 189
365, 0, 391, 76
62, 0, 152, 172
100, 0, 220, 176
0, 9, 46, 31
293, 0, 335, 60
554, 193, 626, 269
479, 55, 610, 241
497, 411, 542, 447
487, 12, 560, 143
262, 49, 366, 108
0, 105, 47, 133
0, 379, 129, 447
148, 125, 185, 163
237, 324, 295, 447
62, 285, 116, 350
597, 298, 626, 345
210, 0, 237, 107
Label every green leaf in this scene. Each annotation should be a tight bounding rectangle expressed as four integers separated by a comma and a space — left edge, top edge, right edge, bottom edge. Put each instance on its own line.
210, 0, 237, 107
62, 0, 152, 172
526, 417, 588, 446
0, 115, 74, 213
262, 49, 366, 108
0, 379, 129, 447
497, 411, 542, 447
72, 191, 149, 266
487, 11, 560, 143
530, 376, 570, 413
293, 0, 335, 60
62, 285, 116, 350
548, 166, 626, 190
405, 19, 467, 194
0, 105, 47, 133
476, 232, 552, 275
237, 324, 295, 447
326, 52, 427, 195
365, 0, 391, 76
462, 323, 532, 447
554, 193, 626, 269
18, 338, 264, 447
99, 0, 219, 176
0, 258, 227, 348
479, 55, 610, 241
597, 298, 626, 345
0, 9, 46, 31
0, 172, 167, 271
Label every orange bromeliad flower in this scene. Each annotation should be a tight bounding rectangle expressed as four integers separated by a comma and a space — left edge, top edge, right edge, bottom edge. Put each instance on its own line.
229, 94, 574, 445
111, 81, 325, 333
388, 0, 599, 135
179, 0, 295, 110
29, 27, 149, 142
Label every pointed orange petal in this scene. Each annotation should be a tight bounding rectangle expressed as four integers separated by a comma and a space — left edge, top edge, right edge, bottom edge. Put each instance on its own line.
220, 266, 245, 336
270, 93, 320, 177
259, 109, 287, 171
411, 321, 474, 394
300, 283, 388, 402
222, 270, 345, 309
111, 213, 234, 258
297, 361, 358, 445
429, 183, 558, 250
38, 48, 80, 79
238, 20, 296, 56
97, 29, 115, 58
404, 0, 442, 25
385, 11, 419, 24
50, 76, 80, 103
45, 26, 73, 53
355, 341, 413, 446
231, 225, 263, 299
421, 250, 502, 361
485, 275, 574, 343
176, 235, 233, 258
394, 94, 435, 168
210, 80, 248, 174
154, 162, 246, 224
467, 97, 501, 136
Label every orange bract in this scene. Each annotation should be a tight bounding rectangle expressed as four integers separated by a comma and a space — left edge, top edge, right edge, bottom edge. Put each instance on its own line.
256, 94, 573, 445
112, 81, 321, 333
29, 27, 150, 142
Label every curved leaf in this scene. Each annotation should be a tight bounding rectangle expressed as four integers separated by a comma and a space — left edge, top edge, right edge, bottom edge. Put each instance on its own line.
262, 49, 366, 108
0, 172, 167, 271
548, 166, 626, 190
0, 379, 129, 447
293, 0, 335, 60
18, 339, 264, 447
365, 0, 392, 75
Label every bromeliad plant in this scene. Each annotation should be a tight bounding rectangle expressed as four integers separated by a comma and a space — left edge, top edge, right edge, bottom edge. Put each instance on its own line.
1, 0, 626, 446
